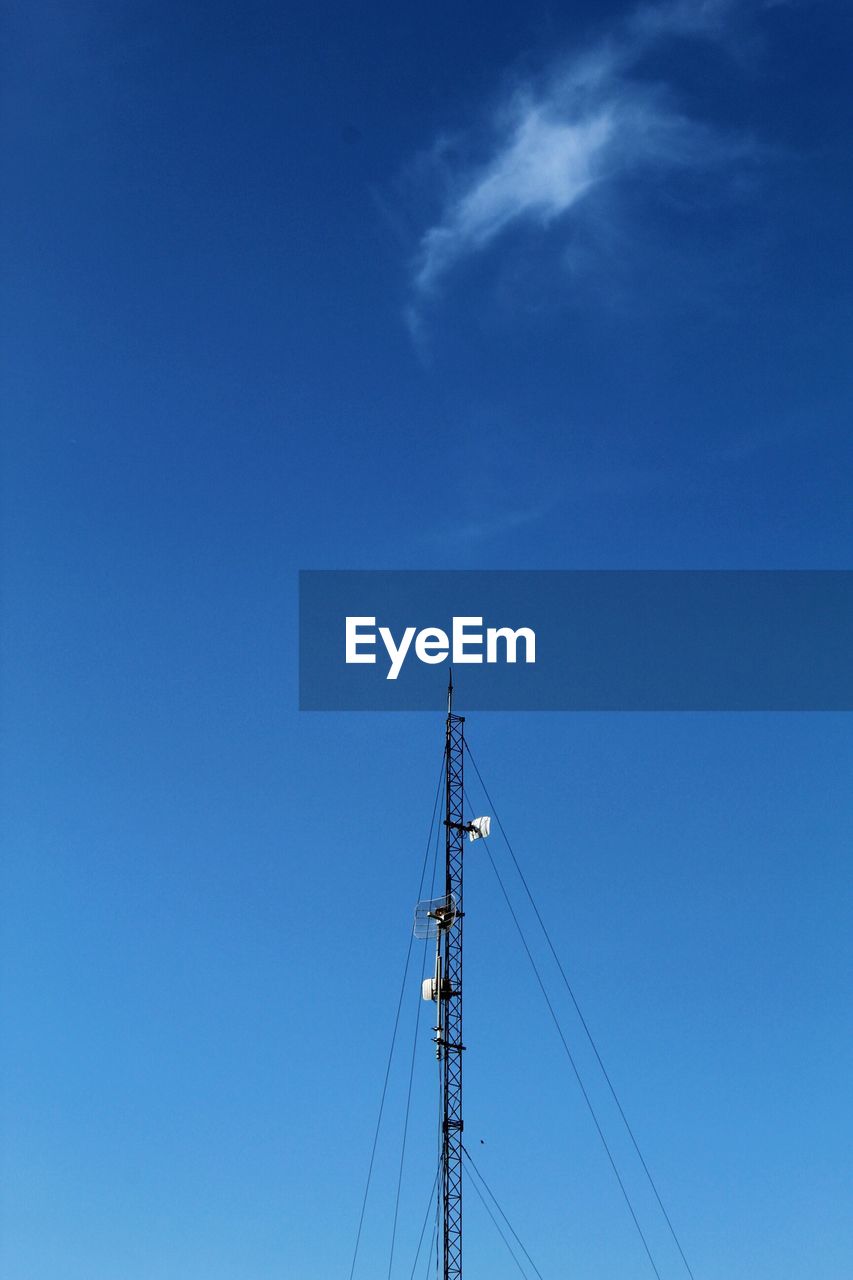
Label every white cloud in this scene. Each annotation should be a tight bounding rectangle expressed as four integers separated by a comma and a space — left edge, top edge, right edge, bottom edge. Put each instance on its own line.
409, 0, 752, 307
414, 107, 614, 294
423, 501, 554, 546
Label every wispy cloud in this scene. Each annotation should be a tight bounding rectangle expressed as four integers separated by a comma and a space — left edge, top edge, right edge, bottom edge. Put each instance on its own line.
422, 502, 554, 547
408, 0, 754, 314
413, 109, 614, 296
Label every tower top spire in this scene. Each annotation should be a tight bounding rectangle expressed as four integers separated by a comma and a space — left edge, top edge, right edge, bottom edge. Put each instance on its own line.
447, 668, 453, 716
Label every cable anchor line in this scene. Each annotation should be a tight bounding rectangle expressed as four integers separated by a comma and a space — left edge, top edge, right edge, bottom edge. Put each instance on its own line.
347, 749, 446, 1280
465, 742, 697, 1280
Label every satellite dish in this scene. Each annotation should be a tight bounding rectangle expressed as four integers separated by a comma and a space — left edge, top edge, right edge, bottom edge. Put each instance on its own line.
414, 893, 457, 939
468, 816, 491, 842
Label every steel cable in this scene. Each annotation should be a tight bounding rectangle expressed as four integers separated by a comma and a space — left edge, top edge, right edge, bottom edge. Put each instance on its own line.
465, 1161, 531, 1279
407, 1165, 440, 1280
466, 744, 696, 1280
465, 784, 664, 1280
461, 1145, 545, 1280
387, 799, 443, 1278
347, 749, 446, 1280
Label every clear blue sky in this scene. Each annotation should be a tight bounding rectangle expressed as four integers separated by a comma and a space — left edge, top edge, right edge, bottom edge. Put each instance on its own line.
1, 2, 851, 1278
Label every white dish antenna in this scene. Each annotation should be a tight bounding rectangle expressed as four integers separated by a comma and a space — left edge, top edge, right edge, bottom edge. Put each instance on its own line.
413, 893, 457, 939
468, 816, 491, 842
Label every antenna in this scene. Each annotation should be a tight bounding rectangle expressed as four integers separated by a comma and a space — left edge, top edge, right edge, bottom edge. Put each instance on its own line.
413, 894, 457, 940
413, 679, 489, 1280
441, 686, 465, 1280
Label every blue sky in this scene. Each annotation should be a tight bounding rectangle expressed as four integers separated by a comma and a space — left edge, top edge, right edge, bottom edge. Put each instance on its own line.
1, 1, 851, 1278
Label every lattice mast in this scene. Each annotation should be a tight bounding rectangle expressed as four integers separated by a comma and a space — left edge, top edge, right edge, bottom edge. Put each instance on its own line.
441, 672, 465, 1280
416, 678, 489, 1280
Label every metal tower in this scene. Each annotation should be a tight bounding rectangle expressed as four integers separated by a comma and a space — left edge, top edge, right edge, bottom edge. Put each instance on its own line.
415, 677, 489, 1280
441, 673, 465, 1280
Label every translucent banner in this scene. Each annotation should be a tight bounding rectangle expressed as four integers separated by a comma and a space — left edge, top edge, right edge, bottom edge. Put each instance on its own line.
299, 571, 853, 711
